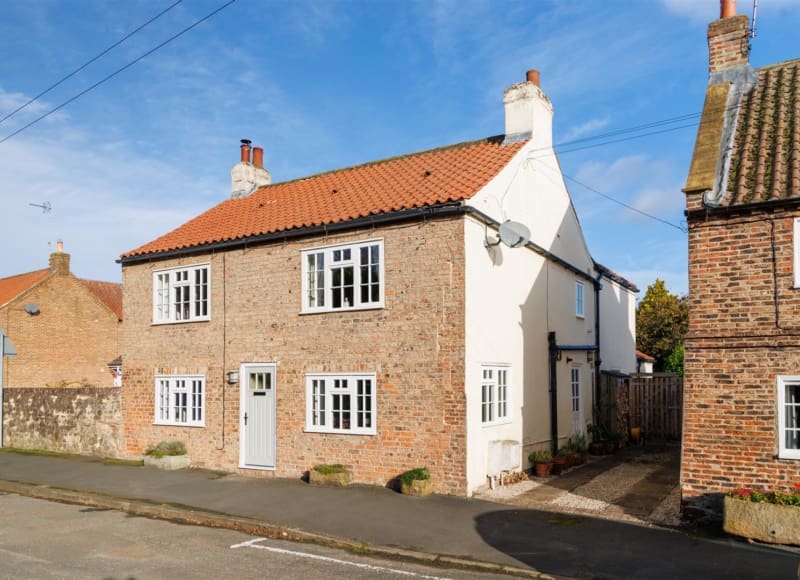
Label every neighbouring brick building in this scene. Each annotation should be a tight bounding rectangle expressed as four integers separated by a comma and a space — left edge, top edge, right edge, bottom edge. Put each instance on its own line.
0, 242, 122, 389
119, 70, 638, 495
0, 243, 122, 454
682, 0, 800, 515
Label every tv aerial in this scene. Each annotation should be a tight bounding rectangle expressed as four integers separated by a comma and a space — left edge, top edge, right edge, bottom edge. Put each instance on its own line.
29, 201, 52, 213
485, 220, 531, 248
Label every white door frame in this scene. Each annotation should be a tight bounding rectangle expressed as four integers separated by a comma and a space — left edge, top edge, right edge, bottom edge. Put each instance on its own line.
238, 362, 277, 470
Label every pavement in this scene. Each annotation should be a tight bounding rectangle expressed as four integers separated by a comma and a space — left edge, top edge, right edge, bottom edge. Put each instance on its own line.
0, 448, 798, 579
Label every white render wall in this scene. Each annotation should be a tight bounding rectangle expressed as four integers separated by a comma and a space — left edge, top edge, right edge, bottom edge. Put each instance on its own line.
598, 278, 637, 374
462, 140, 600, 494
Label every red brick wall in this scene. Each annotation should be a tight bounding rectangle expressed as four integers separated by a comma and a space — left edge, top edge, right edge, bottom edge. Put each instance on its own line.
683, 208, 800, 515
707, 15, 749, 73
1, 274, 121, 388
121, 218, 468, 494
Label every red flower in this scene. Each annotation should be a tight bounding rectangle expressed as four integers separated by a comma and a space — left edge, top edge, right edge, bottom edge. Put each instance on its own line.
735, 488, 751, 496
794, 483, 800, 490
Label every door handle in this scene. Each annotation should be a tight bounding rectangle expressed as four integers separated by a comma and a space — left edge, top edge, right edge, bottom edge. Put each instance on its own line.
244, 412, 248, 426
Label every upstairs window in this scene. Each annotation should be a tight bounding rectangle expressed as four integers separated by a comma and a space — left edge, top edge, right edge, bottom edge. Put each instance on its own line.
794, 219, 800, 287
153, 264, 210, 324
305, 373, 377, 435
576, 281, 585, 318
301, 240, 384, 313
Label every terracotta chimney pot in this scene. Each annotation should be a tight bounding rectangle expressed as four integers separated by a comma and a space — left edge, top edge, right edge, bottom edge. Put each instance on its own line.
253, 147, 264, 169
720, 0, 736, 19
240, 139, 252, 163
526, 69, 540, 87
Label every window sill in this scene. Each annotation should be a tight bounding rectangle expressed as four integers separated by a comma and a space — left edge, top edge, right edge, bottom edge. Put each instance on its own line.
304, 427, 376, 436
300, 304, 385, 316
153, 422, 205, 428
151, 318, 210, 326
481, 419, 512, 428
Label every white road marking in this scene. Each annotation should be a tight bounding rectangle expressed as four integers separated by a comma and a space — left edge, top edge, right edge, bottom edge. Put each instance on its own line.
231, 538, 452, 579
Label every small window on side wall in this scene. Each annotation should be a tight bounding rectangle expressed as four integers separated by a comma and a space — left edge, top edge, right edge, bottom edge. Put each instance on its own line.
575, 281, 585, 318
778, 376, 800, 459
794, 219, 800, 288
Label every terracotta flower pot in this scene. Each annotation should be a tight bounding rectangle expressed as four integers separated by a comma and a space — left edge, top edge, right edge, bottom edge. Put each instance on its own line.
534, 461, 552, 477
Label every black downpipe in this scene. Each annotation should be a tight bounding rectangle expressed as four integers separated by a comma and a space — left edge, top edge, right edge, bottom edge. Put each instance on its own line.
548, 331, 559, 456
594, 273, 602, 423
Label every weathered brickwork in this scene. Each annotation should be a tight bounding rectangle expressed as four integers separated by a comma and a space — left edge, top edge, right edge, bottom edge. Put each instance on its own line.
121, 218, 468, 494
683, 208, 800, 515
1, 273, 121, 389
2, 387, 120, 456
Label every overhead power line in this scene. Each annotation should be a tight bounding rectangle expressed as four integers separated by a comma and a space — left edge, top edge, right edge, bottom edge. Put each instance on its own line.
561, 171, 688, 233
0, 0, 183, 126
0, 0, 237, 145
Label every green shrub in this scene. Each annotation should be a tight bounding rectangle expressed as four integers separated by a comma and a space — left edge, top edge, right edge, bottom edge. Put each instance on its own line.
313, 463, 348, 475
144, 440, 186, 458
529, 449, 552, 464
566, 433, 588, 454
399, 467, 430, 486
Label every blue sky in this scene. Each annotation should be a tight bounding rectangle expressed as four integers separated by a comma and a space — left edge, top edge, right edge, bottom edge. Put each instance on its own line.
0, 0, 797, 297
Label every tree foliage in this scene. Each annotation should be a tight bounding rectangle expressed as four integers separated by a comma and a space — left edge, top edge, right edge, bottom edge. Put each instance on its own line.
636, 279, 688, 373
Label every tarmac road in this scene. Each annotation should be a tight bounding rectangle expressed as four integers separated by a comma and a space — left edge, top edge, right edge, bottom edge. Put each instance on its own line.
0, 493, 510, 580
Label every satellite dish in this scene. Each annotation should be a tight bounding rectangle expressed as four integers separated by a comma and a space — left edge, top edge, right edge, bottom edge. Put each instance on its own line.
498, 220, 530, 248
24, 303, 40, 315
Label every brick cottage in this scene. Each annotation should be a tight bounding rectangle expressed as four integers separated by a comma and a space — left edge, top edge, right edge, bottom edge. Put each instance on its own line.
682, 0, 800, 515
119, 71, 638, 495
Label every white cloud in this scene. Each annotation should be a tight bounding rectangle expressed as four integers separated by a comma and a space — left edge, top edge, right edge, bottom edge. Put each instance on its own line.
561, 116, 611, 144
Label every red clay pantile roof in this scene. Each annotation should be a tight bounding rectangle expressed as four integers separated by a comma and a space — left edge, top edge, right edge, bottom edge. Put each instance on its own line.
0, 268, 50, 307
79, 279, 123, 320
122, 135, 527, 259
720, 58, 800, 207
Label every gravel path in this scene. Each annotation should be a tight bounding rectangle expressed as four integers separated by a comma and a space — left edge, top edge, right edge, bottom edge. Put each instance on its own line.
475, 446, 682, 527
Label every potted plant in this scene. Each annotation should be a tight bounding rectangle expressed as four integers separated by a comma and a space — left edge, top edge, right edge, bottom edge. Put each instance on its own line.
529, 449, 552, 477
552, 449, 570, 475
724, 485, 800, 546
309, 463, 353, 487
399, 467, 433, 496
566, 433, 588, 465
144, 440, 190, 470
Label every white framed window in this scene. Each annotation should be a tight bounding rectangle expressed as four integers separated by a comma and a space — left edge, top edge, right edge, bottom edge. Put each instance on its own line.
571, 367, 581, 414
152, 263, 210, 324
575, 281, 585, 318
301, 240, 384, 313
778, 375, 800, 459
154, 375, 205, 427
481, 365, 511, 425
794, 219, 800, 287
305, 373, 376, 435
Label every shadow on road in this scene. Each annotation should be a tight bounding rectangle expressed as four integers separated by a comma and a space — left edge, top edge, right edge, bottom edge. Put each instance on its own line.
474, 507, 799, 580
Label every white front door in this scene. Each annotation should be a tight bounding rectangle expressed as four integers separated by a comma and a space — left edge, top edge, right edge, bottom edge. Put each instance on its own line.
240, 364, 276, 469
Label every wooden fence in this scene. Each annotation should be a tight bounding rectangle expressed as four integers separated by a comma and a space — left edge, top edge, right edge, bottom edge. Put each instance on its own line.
598, 372, 683, 441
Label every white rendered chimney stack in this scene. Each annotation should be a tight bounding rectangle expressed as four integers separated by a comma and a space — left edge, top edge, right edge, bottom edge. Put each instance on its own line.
503, 69, 553, 149
231, 138, 271, 198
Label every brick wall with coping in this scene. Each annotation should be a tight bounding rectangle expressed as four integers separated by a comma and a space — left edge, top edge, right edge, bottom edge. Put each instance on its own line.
683, 207, 800, 516
121, 217, 468, 494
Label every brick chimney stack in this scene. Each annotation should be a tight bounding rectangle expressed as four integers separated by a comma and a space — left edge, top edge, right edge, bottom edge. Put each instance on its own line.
708, 0, 750, 74
49, 239, 70, 275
